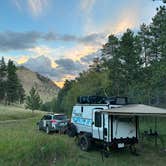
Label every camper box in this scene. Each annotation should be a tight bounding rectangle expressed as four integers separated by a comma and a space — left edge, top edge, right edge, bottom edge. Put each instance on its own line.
69, 96, 138, 151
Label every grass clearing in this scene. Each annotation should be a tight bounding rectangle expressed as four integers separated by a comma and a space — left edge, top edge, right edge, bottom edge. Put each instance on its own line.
0, 104, 44, 121
0, 105, 166, 166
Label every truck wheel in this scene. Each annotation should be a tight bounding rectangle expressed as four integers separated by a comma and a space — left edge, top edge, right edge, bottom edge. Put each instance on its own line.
79, 135, 91, 151
66, 123, 77, 137
46, 126, 50, 134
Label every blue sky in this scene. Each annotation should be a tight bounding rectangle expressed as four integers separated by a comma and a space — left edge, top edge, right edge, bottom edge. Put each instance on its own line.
0, 0, 163, 87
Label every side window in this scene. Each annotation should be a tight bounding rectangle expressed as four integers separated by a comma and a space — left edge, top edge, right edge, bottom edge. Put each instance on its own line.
95, 112, 102, 127
45, 115, 52, 120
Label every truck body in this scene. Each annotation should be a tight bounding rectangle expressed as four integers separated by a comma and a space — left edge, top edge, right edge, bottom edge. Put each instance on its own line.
69, 96, 138, 150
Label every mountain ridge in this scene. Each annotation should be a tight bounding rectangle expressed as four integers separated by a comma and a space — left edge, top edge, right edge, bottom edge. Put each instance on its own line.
17, 66, 60, 102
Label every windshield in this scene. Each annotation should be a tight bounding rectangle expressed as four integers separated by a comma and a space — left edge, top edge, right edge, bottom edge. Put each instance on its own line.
53, 115, 67, 120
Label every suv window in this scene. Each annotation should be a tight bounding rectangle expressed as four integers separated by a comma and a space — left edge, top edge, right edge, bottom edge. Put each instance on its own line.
53, 115, 67, 120
95, 112, 102, 127
45, 115, 52, 120
116, 97, 127, 105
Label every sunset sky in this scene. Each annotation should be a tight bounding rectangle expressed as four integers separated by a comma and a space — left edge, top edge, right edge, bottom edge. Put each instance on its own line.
0, 0, 163, 87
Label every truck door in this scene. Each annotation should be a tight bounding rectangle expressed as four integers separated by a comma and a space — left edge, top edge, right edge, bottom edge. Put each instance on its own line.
103, 113, 109, 142
92, 110, 103, 140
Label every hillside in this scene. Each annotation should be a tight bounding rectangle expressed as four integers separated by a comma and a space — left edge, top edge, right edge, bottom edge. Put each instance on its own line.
17, 66, 60, 102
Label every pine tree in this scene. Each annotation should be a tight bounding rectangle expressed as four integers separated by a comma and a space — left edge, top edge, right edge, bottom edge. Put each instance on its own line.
138, 23, 151, 66
150, 6, 166, 61
119, 29, 142, 94
26, 87, 42, 111
101, 34, 124, 95
17, 82, 25, 104
0, 57, 6, 102
6, 60, 19, 104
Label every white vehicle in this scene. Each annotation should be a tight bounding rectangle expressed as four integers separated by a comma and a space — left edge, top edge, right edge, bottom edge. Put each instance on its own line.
67, 96, 138, 152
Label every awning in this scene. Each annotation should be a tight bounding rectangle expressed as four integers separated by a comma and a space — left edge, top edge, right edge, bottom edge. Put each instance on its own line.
102, 104, 166, 116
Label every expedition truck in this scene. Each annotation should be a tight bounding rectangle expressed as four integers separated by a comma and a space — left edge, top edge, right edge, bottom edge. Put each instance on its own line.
67, 96, 138, 153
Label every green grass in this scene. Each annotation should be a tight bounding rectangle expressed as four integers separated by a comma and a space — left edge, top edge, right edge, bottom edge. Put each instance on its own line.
0, 104, 44, 121
0, 105, 166, 166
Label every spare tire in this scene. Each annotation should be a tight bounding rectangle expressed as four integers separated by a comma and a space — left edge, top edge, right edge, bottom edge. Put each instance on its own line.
66, 123, 77, 137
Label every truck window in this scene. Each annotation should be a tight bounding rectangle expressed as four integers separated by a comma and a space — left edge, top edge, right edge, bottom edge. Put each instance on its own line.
95, 112, 102, 127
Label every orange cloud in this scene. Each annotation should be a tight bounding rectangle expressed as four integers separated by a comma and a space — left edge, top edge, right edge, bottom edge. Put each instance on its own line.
17, 56, 29, 64
54, 81, 64, 88
54, 74, 76, 88
64, 44, 100, 61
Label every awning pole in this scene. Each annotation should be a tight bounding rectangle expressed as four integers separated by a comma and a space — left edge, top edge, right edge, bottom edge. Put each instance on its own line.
154, 117, 157, 147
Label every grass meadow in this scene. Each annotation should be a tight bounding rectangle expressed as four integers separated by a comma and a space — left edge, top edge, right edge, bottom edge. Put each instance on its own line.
0, 104, 166, 166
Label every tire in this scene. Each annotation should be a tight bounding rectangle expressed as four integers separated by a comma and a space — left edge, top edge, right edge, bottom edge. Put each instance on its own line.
79, 134, 91, 151
46, 126, 50, 134
66, 123, 77, 137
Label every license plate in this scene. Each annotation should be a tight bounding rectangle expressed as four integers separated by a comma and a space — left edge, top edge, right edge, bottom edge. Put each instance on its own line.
60, 123, 65, 126
118, 143, 124, 148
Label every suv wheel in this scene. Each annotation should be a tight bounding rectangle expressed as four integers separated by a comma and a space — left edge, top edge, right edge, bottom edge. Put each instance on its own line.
46, 126, 50, 134
79, 134, 91, 151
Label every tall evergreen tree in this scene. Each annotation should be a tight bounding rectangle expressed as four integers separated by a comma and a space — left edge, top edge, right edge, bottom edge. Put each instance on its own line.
119, 29, 142, 94
26, 87, 42, 111
150, 6, 166, 61
6, 60, 19, 104
102, 35, 124, 95
0, 57, 6, 102
138, 23, 151, 66
17, 82, 25, 104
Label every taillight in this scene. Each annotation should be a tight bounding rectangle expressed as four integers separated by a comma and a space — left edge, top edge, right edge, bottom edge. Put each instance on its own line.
51, 120, 57, 124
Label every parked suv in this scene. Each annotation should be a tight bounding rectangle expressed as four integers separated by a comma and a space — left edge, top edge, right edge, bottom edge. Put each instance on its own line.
37, 113, 68, 134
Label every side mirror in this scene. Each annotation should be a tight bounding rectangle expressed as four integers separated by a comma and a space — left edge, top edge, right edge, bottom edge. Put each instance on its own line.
36, 122, 39, 125
92, 122, 94, 125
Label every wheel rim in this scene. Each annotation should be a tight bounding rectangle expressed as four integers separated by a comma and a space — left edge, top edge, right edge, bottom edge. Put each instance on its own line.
80, 137, 87, 151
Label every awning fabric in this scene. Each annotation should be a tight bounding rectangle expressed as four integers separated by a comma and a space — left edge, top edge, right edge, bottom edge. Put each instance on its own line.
102, 104, 166, 117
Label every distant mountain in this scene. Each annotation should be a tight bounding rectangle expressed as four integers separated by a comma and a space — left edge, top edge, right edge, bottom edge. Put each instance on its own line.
17, 66, 60, 102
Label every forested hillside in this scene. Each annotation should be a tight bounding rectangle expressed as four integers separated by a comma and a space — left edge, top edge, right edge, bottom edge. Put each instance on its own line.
55, 5, 166, 115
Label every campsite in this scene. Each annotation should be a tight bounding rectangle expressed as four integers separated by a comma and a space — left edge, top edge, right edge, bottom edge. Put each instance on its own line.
0, 0, 166, 165
1, 104, 166, 166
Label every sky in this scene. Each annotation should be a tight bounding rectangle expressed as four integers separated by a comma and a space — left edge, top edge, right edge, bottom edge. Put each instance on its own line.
0, 0, 163, 88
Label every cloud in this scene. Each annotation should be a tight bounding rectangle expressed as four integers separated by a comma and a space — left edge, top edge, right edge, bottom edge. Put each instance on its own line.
13, 0, 22, 11
44, 32, 106, 45
82, 0, 160, 36
0, 31, 41, 51
79, 0, 96, 35
55, 58, 85, 75
23, 55, 54, 76
22, 55, 87, 83
17, 56, 29, 64
81, 50, 101, 64
0, 31, 104, 52
13, 0, 50, 17
80, 0, 96, 13
28, 0, 49, 16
